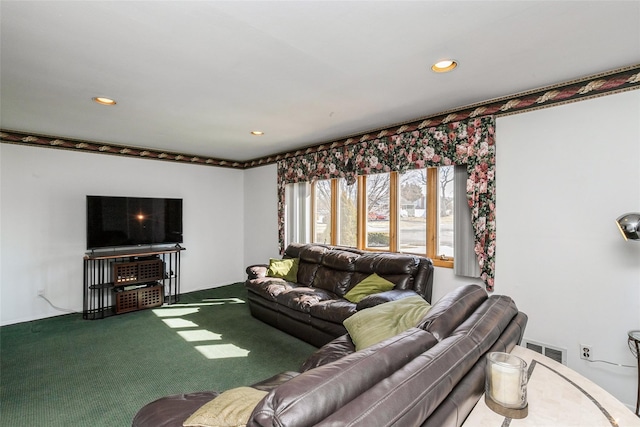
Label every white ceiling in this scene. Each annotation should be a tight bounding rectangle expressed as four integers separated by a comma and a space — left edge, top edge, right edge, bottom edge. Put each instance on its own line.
1, 1, 639, 162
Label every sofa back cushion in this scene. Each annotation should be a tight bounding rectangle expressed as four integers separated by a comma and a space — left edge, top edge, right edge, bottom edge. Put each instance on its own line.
299, 335, 356, 372
286, 244, 327, 287
418, 284, 487, 341
352, 251, 431, 295
248, 328, 438, 427
312, 249, 359, 294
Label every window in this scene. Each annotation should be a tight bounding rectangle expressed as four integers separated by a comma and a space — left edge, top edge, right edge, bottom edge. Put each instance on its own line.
398, 166, 454, 267
337, 178, 358, 247
436, 166, 455, 258
399, 169, 427, 254
313, 179, 331, 244
365, 173, 390, 250
308, 167, 456, 267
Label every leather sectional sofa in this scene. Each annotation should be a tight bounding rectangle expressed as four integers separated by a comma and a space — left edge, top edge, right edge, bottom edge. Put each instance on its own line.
132, 284, 527, 427
245, 243, 435, 347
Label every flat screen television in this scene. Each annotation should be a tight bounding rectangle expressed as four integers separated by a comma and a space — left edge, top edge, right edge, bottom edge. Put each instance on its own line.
86, 196, 183, 250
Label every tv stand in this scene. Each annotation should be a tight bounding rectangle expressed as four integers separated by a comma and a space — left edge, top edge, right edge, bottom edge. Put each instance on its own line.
82, 246, 184, 320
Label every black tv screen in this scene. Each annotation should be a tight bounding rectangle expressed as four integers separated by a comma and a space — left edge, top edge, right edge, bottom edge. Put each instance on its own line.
86, 196, 183, 250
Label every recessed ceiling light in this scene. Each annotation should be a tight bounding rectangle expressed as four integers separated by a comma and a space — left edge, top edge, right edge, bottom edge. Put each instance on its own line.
92, 97, 117, 106
251, 131, 264, 136
431, 60, 458, 73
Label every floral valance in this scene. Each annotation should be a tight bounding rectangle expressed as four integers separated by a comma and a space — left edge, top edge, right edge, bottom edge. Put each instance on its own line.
277, 116, 496, 291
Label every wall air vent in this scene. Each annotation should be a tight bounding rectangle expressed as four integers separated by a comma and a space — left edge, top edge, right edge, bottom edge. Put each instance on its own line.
521, 339, 567, 365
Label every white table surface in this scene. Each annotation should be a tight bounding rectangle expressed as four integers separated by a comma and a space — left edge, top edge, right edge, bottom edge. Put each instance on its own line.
462, 345, 640, 426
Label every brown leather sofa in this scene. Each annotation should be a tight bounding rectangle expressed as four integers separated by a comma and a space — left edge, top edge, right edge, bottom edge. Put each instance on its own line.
132, 284, 527, 427
245, 243, 435, 347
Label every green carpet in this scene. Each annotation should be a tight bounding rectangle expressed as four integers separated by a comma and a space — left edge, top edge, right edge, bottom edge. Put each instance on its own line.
0, 283, 317, 426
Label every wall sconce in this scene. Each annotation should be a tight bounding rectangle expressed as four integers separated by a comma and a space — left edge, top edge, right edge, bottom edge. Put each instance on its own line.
616, 213, 640, 241
485, 352, 529, 418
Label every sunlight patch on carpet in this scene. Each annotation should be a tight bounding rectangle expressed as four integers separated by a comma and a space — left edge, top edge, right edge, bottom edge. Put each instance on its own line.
177, 330, 222, 342
166, 298, 245, 308
152, 307, 200, 317
153, 296, 250, 358
201, 298, 245, 304
195, 343, 250, 359
162, 318, 199, 328
153, 299, 245, 317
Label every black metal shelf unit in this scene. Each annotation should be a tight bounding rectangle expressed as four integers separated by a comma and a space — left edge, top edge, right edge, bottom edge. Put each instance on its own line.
83, 246, 184, 320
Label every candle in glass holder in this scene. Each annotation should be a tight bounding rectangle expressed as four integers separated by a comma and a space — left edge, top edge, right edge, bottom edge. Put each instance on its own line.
486, 352, 527, 409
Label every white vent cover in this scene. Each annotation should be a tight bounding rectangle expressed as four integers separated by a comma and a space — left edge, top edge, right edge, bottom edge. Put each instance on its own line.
521, 339, 567, 365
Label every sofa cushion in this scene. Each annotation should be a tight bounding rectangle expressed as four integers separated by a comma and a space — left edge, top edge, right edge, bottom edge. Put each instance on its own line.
183, 387, 267, 427
246, 264, 268, 280
251, 371, 299, 393
250, 328, 438, 427
349, 253, 420, 292
343, 273, 396, 303
300, 335, 356, 372
132, 391, 221, 427
417, 284, 487, 341
343, 295, 432, 351
354, 252, 418, 273
312, 265, 354, 295
313, 250, 359, 294
308, 299, 356, 323
355, 289, 420, 310
266, 258, 299, 282
245, 278, 295, 302
276, 287, 338, 313
295, 245, 328, 286
321, 249, 360, 271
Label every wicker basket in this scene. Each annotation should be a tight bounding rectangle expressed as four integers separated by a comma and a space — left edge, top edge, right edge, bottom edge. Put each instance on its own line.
113, 259, 163, 285
115, 284, 163, 314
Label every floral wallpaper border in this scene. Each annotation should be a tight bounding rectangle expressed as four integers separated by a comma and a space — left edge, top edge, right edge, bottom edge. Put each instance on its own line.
277, 116, 498, 291
1, 65, 638, 169
0, 132, 244, 169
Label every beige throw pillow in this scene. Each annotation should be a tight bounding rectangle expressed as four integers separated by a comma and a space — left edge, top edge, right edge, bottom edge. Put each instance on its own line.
182, 387, 268, 427
343, 295, 431, 351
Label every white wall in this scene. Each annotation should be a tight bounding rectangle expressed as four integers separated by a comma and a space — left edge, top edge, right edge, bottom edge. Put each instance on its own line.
0, 143, 245, 325
495, 90, 640, 409
243, 164, 280, 267
241, 90, 640, 407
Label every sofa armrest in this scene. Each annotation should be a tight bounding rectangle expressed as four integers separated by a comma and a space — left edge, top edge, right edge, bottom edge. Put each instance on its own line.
246, 264, 269, 279
300, 334, 355, 372
132, 391, 220, 427
251, 371, 299, 392
356, 289, 420, 311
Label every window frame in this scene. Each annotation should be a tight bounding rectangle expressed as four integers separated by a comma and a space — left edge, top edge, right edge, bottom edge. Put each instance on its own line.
310, 167, 454, 268
426, 168, 453, 268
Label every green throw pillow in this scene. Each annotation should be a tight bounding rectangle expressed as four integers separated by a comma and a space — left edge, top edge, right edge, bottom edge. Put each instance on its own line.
343, 273, 395, 303
343, 295, 432, 351
182, 386, 268, 427
266, 258, 299, 282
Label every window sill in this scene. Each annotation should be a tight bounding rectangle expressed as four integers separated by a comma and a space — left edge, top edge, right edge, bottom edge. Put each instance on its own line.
339, 246, 454, 269
432, 258, 454, 269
